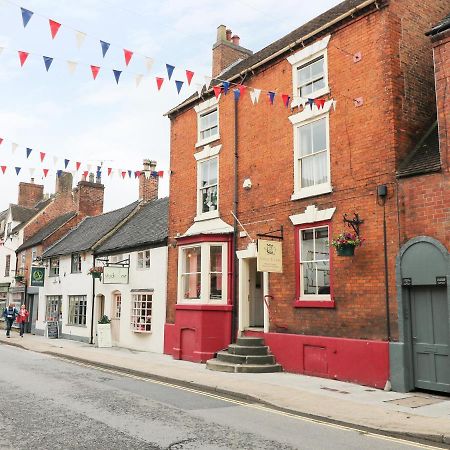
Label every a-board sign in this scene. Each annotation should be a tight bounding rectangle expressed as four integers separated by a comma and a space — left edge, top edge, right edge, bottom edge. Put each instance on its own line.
47, 321, 58, 339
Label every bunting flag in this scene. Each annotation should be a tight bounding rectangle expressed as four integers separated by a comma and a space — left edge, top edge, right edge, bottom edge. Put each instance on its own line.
332, 100, 337, 111
127, 170, 132, 178
40, 152, 46, 162
158, 171, 164, 178
57, 169, 62, 177
156, 77, 164, 90
282, 94, 290, 108
64, 159, 70, 169
100, 40, 110, 57
233, 89, 240, 101
222, 81, 230, 95
26, 148, 32, 158
82, 170, 88, 178
213, 86, 222, 99
145, 57, 154, 73
166, 64, 175, 80
43, 56, 53, 72
186, 70, 194, 85
0, 46, 3, 56
314, 98, 325, 109
75, 31, 86, 49
43, 168, 49, 177
135, 74, 143, 87
124, 49, 133, 66
20, 7, 33, 27
1, 166, 6, 174
144, 170, 151, 180
135, 170, 141, 178
15, 167, 21, 175
11, 143, 18, 154
196, 84, 204, 97
49, 20, 61, 39
250, 89, 261, 105
175, 80, 183, 94
29, 168, 35, 177
76, 162, 81, 170
306, 98, 315, 110
87, 164, 92, 172
90, 65, 100, 80
18, 51, 29, 66
0, 138, 3, 145
238, 85, 246, 97
67, 60, 78, 74
53, 156, 58, 166
107, 167, 112, 176
113, 70, 122, 84
121, 171, 126, 179
268, 91, 276, 105
204, 76, 212, 89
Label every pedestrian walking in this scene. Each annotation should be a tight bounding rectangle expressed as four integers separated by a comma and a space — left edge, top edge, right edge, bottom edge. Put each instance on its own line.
2, 303, 18, 338
16, 304, 30, 338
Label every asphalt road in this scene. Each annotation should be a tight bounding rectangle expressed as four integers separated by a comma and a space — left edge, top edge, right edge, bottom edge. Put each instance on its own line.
0, 344, 445, 450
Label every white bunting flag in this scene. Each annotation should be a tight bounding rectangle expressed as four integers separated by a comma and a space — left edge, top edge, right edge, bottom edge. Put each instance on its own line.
87, 164, 92, 173
204, 76, 212, 89
11, 143, 18, 154
117, 169, 121, 178
29, 168, 35, 177
67, 61, 78, 74
332, 100, 337, 111
196, 83, 204, 97
75, 31, 87, 49
0, 46, 4, 56
53, 156, 58, 166
250, 89, 261, 105
145, 57, 154, 73
135, 74, 143, 87
144, 170, 151, 180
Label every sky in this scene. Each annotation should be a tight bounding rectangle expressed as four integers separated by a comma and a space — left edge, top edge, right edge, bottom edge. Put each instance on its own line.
0, 0, 342, 213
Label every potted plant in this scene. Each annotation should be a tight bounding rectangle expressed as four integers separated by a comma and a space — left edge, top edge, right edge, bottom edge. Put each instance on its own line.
97, 315, 112, 348
331, 231, 363, 256
88, 266, 103, 279
14, 274, 24, 282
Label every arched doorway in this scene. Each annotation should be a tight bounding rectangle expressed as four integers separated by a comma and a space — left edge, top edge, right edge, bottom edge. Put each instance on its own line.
391, 237, 450, 393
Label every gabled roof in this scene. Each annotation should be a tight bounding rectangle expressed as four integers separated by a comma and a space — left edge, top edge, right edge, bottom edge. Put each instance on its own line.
10, 204, 37, 224
95, 198, 168, 255
16, 211, 77, 253
43, 201, 139, 258
166, 0, 382, 116
397, 121, 441, 178
0, 209, 7, 221
426, 13, 450, 36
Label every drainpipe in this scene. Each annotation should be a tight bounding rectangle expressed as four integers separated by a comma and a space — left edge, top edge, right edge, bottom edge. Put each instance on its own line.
89, 254, 96, 345
231, 93, 239, 343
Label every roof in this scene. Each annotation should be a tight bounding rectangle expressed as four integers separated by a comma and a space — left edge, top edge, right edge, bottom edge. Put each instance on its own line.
16, 211, 77, 253
43, 201, 139, 258
95, 198, 168, 254
166, 0, 381, 116
426, 13, 450, 36
0, 209, 7, 222
397, 121, 441, 178
10, 204, 37, 224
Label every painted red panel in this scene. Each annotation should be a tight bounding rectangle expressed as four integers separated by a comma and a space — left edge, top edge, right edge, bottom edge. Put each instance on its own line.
164, 323, 175, 355
304, 345, 328, 375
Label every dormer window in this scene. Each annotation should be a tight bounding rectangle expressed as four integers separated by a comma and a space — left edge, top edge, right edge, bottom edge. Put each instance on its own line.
195, 97, 220, 148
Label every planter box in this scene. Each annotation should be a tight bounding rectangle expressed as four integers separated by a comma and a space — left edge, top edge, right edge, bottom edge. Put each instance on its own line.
336, 244, 355, 256
91, 272, 102, 279
97, 323, 112, 348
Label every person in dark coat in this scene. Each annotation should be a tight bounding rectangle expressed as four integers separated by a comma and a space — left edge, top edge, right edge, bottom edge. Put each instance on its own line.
16, 304, 30, 337
2, 303, 18, 338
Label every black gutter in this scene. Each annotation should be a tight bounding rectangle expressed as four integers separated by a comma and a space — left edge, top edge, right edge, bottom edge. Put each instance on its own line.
89, 253, 96, 345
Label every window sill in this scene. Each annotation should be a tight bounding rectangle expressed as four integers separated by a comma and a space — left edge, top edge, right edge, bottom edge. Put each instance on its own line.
294, 299, 335, 308
195, 135, 220, 148
194, 210, 219, 222
291, 184, 332, 201
66, 324, 87, 327
132, 329, 152, 334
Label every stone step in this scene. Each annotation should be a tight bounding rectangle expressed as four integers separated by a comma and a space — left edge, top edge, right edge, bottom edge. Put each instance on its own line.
206, 359, 283, 374
227, 344, 269, 356
236, 336, 265, 347
216, 351, 276, 365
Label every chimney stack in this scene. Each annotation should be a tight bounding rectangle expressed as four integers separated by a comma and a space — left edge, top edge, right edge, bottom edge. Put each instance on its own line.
17, 179, 44, 208
212, 24, 252, 78
139, 159, 159, 202
75, 173, 104, 217
55, 171, 73, 195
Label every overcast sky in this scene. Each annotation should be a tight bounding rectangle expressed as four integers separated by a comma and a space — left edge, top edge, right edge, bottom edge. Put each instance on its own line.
0, 0, 342, 213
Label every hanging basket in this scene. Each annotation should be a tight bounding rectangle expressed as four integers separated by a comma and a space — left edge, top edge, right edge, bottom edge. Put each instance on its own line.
91, 272, 102, 279
336, 244, 355, 256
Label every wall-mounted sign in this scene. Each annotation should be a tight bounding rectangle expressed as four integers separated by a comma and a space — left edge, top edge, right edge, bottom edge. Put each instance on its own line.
257, 239, 283, 273
30, 267, 45, 287
103, 266, 129, 284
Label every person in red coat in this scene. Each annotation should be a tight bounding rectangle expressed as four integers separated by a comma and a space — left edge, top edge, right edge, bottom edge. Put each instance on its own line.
16, 304, 29, 338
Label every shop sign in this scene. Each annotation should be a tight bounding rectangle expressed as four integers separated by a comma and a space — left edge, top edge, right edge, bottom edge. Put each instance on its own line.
103, 266, 129, 284
257, 239, 283, 273
30, 267, 45, 287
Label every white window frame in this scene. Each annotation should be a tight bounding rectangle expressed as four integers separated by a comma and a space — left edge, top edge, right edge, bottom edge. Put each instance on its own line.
137, 250, 151, 270
31, 247, 37, 262
71, 253, 82, 273
287, 35, 330, 108
45, 295, 61, 321
68, 295, 87, 326
177, 242, 228, 305
131, 293, 152, 333
290, 105, 332, 200
49, 257, 60, 277
194, 97, 220, 148
113, 292, 121, 319
298, 225, 331, 301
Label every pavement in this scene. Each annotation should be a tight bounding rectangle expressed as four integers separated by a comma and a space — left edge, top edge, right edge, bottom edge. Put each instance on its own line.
1, 330, 450, 446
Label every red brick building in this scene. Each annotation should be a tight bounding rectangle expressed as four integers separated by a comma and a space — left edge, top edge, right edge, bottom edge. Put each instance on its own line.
164, 0, 448, 390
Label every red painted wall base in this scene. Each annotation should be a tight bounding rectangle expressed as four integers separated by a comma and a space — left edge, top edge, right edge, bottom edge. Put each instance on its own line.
244, 330, 389, 389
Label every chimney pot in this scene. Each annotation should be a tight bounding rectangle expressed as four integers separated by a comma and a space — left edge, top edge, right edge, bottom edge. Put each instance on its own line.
89, 173, 94, 183
30, 178, 34, 184
226, 29, 232, 41
232, 35, 240, 46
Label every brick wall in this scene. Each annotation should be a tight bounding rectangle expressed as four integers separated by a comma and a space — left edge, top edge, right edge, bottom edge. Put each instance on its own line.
139, 160, 159, 202
17, 181, 44, 208
75, 180, 104, 217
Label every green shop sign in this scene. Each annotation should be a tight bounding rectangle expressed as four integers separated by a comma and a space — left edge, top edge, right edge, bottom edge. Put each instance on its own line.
31, 267, 45, 287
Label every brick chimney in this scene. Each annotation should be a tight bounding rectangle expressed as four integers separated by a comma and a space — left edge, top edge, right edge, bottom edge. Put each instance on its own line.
74, 173, 104, 217
55, 171, 73, 195
139, 159, 159, 202
212, 25, 252, 78
17, 178, 44, 208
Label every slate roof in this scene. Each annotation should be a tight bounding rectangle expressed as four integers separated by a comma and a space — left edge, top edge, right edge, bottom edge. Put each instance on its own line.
43, 201, 139, 258
95, 198, 168, 255
10, 204, 37, 224
397, 122, 441, 178
16, 211, 77, 253
426, 13, 450, 36
166, 0, 380, 116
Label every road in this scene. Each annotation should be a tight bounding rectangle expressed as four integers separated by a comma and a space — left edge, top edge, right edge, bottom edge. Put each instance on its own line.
0, 344, 445, 450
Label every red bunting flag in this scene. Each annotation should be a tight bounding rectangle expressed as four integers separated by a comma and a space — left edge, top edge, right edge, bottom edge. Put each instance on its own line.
18, 51, 29, 66
90, 65, 100, 80
186, 70, 194, 85
121, 171, 126, 179
0, 138, 3, 145
75, 162, 81, 171
135, 170, 141, 178
156, 77, 164, 90
213, 86, 222, 99
124, 49, 133, 66
107, 167, 112, 176
43, 168, 49, 177
238, 85, 246, 97
40, 152, 46, 162
83, 170, 88, 178
314, 98, 325, 109
1, 166, 6, 174
158, 170, 164, 178
49, 20, 61, 39
282, 94, 291, 108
